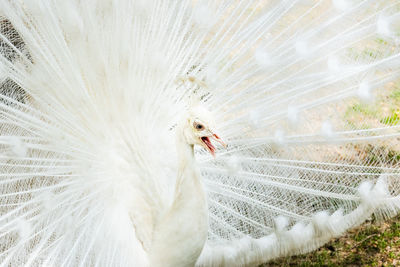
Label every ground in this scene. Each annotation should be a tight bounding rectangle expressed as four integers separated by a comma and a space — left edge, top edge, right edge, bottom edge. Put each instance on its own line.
262, 215, 400, 266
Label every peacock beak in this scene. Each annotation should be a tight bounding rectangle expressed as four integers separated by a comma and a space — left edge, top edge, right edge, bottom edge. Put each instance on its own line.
200, 132, 226, 157
212, 134, 227, 148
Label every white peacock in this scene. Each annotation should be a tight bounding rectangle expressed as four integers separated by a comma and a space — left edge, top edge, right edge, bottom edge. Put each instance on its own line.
0, 0, 400, 266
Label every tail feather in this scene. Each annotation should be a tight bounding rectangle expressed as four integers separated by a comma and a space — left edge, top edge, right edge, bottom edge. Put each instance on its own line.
0, 0, 399, 266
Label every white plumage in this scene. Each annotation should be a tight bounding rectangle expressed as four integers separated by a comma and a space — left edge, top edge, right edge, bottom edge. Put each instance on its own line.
0, 0, 400, 266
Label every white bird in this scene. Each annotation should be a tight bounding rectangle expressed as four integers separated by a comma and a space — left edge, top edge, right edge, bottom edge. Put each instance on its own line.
0, 0, 400, 266
149, 106, 226, 267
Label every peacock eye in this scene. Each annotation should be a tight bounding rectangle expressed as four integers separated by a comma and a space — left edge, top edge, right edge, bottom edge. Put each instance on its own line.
194, 122, 204, 130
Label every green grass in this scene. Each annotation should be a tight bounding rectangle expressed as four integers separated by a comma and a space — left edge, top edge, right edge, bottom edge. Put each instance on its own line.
344, 81, 400, 129
380, 113, 400, 125
262, 216, 400, 266
390, 88, 400, 101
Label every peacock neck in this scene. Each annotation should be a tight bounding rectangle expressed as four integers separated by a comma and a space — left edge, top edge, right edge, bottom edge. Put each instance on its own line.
149, 126, 208, 267
172, 127, 207, 214
175, 133, 196, 190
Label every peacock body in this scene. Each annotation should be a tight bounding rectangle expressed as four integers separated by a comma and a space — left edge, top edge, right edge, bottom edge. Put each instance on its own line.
0, 0, 400, 266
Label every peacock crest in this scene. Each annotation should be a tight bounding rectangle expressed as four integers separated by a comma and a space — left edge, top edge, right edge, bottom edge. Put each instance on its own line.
0, 1, 400, 266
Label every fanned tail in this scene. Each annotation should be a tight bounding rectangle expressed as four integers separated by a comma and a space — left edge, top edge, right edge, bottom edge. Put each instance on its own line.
0, 0, 399, 266
193, 0, 400, 265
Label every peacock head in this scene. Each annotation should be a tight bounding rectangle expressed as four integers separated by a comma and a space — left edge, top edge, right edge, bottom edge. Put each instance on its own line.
182, 105, 226, 157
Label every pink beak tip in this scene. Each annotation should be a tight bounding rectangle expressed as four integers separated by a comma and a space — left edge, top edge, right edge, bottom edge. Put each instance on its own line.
213, 134, 227, 148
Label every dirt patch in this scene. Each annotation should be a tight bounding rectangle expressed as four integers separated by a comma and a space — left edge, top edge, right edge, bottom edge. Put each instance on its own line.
261, 216, 400, 267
